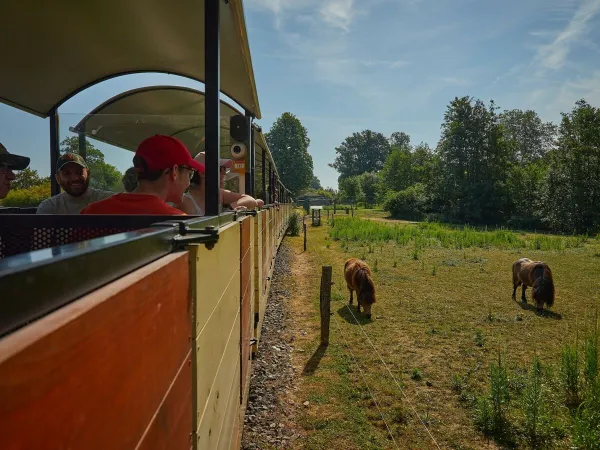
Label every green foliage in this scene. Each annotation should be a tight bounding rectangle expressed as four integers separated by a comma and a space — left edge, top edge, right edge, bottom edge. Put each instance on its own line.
60, 137, 122, 191
475, 354, 511, 436
541, 100, 600, 233
265, 112, 314, 197
287, 212, 302, 236
521, 356, 551, 448
1, 181, 51, 207
572, 381, 600, 450
474, 329, 485, 347
11, 168, 49, 190
383, 183, 428, 219
434, 97, 513, 224
338, 176, 363, 204
561, 342, 581, 406
390, 131, 411, 150
310, 175, 322, 190
328, 217, 585, 251
411, 368, 423, 381
358, 172, 378, 207
330, 130, 390, 181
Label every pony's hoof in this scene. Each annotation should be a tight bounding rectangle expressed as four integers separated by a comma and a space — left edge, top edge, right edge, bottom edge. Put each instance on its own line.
366, 314, 372, 319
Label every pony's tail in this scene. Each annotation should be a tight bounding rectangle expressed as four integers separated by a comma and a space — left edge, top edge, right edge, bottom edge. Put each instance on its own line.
537, 265, 555, 307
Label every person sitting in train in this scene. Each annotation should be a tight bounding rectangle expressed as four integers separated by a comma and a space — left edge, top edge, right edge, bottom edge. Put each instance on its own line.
80, 135, 203, 215
36, 153, 113, 214
121, 167, 138, 192
175, 151, 261, 215
0, 142, 30, 200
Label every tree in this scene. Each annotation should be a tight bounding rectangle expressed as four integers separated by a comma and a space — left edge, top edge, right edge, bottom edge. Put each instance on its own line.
310, 175, 322, 190
390, 131, 411, 150
339, 176, 363, 205
499, 109, 556, 163
358, 172, 378, 207
330, 130, 390, 181
379, 148, 413, 195
60, 137, 122, 191
265, 112, 314, 197
433, 96, 512, 224
11, 168, 49, 190
541, 100, 600, 232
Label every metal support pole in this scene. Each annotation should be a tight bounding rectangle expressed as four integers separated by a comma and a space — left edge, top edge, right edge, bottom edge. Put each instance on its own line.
49, 108, 60, 196
245, 112, 254, 196
320, 265, 332, 345
78, 133, 87, 161
268, 162, 273, 204
261, 150, 267, 203
205, 0, 220, 216
303, 223, 307, 252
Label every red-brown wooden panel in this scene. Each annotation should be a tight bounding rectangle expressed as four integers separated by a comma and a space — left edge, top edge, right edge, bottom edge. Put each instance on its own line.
136, 350, 193, 450
0, 253, 192, 450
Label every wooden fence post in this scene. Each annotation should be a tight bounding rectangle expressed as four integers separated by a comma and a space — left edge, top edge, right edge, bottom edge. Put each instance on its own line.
320, 265, 332, 345
303, 223, 307, 252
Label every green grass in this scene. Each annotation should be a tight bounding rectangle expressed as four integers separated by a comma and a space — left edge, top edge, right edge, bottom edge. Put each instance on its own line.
287, 209, 600, 449
329, 217, 588, 251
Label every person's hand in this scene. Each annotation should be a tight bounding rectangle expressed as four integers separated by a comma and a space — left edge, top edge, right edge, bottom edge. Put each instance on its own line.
233, 205, 248, 211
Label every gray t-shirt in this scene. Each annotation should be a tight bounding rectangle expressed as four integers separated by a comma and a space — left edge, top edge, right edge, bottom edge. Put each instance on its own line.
36, 188, 115, 214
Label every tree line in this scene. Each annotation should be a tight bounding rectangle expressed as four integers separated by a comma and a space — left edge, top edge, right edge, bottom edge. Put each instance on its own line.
329, 97, 600, 234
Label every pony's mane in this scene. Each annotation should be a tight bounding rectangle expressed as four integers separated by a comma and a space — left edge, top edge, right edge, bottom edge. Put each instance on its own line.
358, 268, 376, 303
534, 264, 555, 307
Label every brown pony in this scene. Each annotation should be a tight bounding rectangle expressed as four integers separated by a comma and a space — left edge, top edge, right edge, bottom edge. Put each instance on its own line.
344, 258, 376, 319
512, 258, 555, 312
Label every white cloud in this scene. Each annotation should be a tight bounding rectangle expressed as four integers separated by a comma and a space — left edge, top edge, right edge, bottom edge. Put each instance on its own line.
320, 0, 356, 32
534, 0, 600, 70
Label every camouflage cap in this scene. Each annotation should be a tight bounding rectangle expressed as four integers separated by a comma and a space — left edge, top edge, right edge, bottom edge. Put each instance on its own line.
56, 152, 88, 172
0, 142, 30, 170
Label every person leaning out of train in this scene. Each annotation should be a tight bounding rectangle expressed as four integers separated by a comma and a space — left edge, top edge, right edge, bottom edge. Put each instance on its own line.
36, 153, 113, 214
194, 151, 263, 209
175, 152, 261, 215
80, 135, 203, 215
0, 142, 30, 200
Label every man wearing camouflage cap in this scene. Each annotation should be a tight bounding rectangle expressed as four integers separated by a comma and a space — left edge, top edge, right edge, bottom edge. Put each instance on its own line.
0, 142, 30, 200
36, 153, 114, 214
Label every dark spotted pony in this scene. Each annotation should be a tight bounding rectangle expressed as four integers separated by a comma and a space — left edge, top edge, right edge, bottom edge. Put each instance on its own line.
512, 258, 555, 312
344, 258, 376, 319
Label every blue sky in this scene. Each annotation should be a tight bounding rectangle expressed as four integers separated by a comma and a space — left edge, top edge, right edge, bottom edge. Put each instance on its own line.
2, 0, 600, 189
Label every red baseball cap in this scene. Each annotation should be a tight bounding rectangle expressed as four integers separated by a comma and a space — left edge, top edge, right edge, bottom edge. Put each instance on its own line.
135, 135, 205, 174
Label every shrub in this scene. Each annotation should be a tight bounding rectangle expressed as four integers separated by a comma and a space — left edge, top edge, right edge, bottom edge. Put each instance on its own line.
0, 182, 51, 207
383, 183, 428, 219
287, 211, 301, 236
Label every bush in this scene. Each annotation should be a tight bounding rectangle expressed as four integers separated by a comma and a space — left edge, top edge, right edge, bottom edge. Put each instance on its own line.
287, 211, 301, 236
383, 183, 428, 219
0, 182, 51, 207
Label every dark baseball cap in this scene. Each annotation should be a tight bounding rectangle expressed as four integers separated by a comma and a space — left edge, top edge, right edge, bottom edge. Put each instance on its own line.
56, 153, 88, 172
0, 142, 30, 170
135, 135, 205, 173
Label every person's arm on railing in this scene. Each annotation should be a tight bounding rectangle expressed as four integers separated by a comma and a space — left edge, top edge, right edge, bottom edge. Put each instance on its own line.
221, 189, 258, 210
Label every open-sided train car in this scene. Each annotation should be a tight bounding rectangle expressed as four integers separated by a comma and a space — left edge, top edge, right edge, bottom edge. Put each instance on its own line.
0, 1, 292, 449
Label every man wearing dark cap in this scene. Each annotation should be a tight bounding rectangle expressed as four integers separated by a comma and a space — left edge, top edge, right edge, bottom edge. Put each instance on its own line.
36, 152, 113, 214
81, 135, 203, 215
0, 143, 30, 200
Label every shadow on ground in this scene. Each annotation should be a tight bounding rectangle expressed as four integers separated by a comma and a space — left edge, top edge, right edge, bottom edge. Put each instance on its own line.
302, 344, 328, 376
336, 304, 373, 325
514, 298, 563, 320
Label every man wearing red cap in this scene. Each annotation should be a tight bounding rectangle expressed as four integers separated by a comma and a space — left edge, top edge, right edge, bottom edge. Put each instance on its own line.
81, 135, 204, 215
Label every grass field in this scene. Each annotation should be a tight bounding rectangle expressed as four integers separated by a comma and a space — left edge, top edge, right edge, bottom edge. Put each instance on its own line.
285, 208, 600, 449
